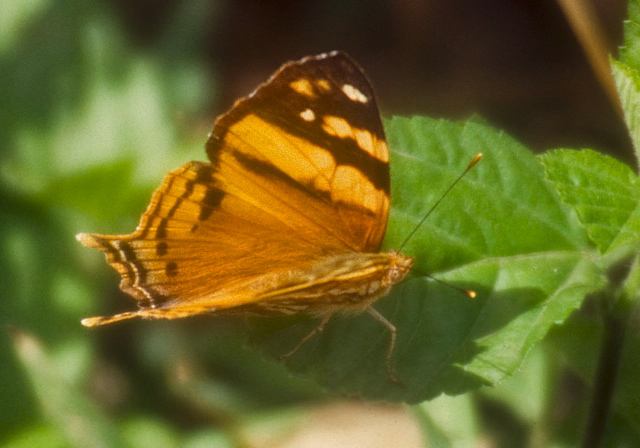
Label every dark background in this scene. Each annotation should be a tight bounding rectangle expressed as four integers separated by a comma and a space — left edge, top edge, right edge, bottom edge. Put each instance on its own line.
111, 0, 630, 160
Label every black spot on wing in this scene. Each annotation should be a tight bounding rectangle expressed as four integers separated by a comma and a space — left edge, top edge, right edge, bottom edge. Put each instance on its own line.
156, 242, 168, 256
166, 261, 178, 277
155, 220, 168, 239
199, 187, 225, 221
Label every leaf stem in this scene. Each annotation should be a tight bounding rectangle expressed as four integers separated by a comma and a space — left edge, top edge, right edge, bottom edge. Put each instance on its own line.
580, 309, 625, 448
580, 256, 636, 448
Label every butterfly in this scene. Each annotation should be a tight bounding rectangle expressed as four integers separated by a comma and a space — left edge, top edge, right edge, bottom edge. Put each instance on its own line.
78, 51, 416, 378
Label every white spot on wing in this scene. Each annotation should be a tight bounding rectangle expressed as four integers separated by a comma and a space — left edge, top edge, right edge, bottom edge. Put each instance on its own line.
342, 84, 369, 103
289, 79, 315, 97
300, 109, 315, 122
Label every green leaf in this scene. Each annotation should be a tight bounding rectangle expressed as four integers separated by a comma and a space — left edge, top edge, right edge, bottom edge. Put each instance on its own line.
479, 344, 548, 430
611, 60, 640, 166
613, 0, 640, 167
541, 149, 640, 256
620, 1, 640, 72
250, 117, 604, 402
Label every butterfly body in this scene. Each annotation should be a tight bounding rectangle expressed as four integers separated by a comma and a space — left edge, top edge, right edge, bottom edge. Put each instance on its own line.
79, 52, 414, 356
235, 250, 414, 317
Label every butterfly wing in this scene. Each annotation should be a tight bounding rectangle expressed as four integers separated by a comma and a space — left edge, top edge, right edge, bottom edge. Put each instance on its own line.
78, 52, 392, 325
208, 51, 390, 251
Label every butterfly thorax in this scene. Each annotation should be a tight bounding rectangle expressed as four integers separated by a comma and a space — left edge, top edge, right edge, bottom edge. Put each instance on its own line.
247, 250, 414, 317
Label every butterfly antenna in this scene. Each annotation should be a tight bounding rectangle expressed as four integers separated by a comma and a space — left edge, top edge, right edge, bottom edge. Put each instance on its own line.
398, 153, 482, 251
408, 267, 476, 298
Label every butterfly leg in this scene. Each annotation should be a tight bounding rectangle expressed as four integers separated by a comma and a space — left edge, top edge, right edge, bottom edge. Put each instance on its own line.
279, 316, 331, 361
366, 307, 401, 385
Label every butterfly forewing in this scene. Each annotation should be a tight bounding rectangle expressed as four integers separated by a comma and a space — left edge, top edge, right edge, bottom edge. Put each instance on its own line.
78, 51, 412, 328
208, 52, 390, 251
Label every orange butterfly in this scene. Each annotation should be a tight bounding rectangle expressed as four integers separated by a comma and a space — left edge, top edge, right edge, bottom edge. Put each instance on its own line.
79, 52, 418, 378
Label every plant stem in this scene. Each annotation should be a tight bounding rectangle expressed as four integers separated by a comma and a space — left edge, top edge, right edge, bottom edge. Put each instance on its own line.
580, 306, 626, 448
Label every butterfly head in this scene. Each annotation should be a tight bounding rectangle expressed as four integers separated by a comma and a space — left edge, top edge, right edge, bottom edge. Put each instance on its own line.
385, 251, 414, 287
